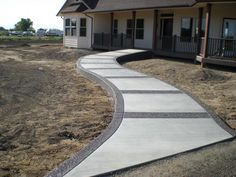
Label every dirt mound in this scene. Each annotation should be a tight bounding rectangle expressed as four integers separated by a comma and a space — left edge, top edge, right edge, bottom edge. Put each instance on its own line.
189, 69, 230, 82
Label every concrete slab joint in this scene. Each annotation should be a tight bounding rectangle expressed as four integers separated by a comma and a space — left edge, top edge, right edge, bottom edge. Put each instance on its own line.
46, 49, 235, 177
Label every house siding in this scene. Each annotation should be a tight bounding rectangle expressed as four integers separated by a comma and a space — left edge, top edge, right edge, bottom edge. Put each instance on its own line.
113, 12, 132, 34
63, 14, 92, 48
64, 36, 78, 48
210, 4, 236, 38
93, 13, 111, 33
135, 10, 154, 49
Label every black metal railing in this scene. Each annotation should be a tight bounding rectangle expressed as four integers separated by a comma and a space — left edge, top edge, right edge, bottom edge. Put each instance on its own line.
207, 38, 236, 58
156, 35, 198, 54
93, 33, 132, 50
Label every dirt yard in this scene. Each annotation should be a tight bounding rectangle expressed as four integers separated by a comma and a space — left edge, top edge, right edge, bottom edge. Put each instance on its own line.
117, 58, 236, 177
0, 45, 113, 177
123, 58, 236, 129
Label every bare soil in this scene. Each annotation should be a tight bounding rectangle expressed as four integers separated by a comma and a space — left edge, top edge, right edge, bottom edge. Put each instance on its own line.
117, 58, 236, 177
0, 45, 113, 177
123, 58, 236, 129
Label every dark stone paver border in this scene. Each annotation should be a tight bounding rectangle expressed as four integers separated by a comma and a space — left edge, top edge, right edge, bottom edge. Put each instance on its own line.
45, 50, 152, 177
106, 76, 151, 78
121, 90, 182, 94
87, 68, 124, 70
124, 112, 211, 119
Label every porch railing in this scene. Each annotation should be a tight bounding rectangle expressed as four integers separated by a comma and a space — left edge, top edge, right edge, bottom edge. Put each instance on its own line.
156, 35, 198, 54
93, 33, 132, 50
93, 33, 236, 59
207, 38, 236, 58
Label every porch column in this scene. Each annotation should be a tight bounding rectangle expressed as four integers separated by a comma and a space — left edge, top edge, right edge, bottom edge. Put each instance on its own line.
202, 4, 212, 60
152, 10, 158, 51
197, 7, 203, 55
132, 11, 136, 48
110, 12, 114, 49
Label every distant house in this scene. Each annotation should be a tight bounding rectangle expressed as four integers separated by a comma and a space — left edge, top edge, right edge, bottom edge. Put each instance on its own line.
36, 28, 47, 37
58, 0, 236, 66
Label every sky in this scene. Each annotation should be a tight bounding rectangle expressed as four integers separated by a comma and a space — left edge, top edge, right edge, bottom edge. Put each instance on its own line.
0, 0, 66, 30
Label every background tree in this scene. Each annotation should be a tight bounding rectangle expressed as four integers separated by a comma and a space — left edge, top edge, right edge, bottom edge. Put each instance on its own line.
0, 26, 8, 36
14, 18, 35, 32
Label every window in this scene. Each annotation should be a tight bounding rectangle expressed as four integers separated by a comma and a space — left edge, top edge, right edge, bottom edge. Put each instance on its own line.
223, 19, 236, 39
80, 18, 87, 37
194, 18, 206, 38
113, 19, 118, 35
181, 17, 193, 42
126, 19, 133, 38
136, 19, 144, 39
65, 28, 71, 36
71, 18, 77, 36
65, 19, 70, 26
65, 18, 77, 36
65, 18, 71, 36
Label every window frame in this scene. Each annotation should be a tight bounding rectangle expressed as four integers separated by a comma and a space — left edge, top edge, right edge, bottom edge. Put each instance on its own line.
180, 17, 193, 42
65, 18, 71, 36
80, 18, 87, 37
126, 19, 133, 39
113, 19, 118, 36
223, 18, 236, 39
71, 18, 77, 36
65, 18, 77, 37
136, 19, 144, 40
194, 17, 206, 40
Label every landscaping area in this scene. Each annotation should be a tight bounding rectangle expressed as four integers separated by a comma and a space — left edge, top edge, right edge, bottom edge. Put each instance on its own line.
115, 58, 236, 177
123, 58, 236, 129
0, 45, 112, 177
0, 45, 235, 177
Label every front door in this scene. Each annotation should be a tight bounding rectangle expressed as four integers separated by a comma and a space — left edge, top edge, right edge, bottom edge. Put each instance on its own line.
161, 18, 173, 50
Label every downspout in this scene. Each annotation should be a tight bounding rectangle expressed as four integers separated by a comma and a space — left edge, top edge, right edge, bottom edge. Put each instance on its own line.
61, 16, 65, 47
84, 13, 94, 49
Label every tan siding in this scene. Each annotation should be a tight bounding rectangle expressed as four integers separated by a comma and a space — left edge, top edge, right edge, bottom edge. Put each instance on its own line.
135, 10, 154, 49
114, 12, 132, 34
94, 14, 111, 33
210, 4, 236, 38
64, 37, 78, 48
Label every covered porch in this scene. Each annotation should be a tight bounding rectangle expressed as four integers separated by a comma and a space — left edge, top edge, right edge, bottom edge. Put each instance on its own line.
91, 2, 236, 66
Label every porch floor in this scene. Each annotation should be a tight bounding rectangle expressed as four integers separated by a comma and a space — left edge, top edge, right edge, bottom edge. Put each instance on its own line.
203, 57, 236, 68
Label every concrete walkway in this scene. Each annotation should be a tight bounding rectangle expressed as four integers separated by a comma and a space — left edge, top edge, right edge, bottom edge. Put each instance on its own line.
49, 49, 234, 177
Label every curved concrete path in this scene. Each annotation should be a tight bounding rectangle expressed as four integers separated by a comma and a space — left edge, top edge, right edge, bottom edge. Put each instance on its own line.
47, 49, 234, 177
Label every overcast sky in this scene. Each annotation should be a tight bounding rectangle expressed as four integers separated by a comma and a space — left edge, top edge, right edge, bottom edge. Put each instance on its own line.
0, 0, 65, 30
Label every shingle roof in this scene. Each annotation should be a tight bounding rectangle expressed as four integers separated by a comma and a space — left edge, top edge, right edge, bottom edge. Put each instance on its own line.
83, 0, 99, 9
57, 0, 233, 15
61, 2, 88, 13
84, 0, 197, 13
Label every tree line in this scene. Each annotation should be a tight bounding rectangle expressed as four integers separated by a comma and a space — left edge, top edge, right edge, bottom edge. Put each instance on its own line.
0, 18, 35, 35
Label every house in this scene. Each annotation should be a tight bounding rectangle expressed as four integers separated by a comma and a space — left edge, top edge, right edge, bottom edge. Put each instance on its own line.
57, 0, 236, 66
